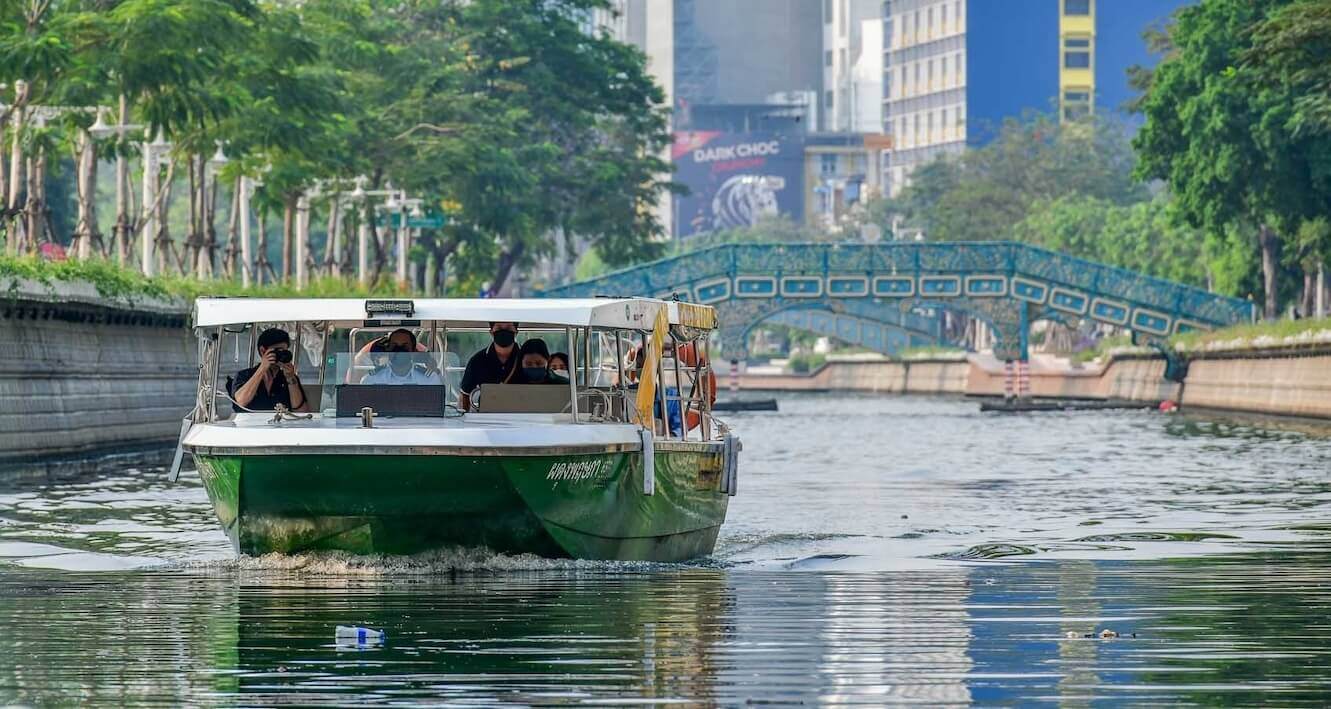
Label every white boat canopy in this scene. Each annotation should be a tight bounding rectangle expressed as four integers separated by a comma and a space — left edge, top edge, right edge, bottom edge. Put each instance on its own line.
193, 297, 717, 331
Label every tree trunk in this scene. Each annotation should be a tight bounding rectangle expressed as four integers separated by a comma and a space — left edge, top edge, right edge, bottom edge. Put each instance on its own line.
112, 95, 131, 265
324, 200, 339, 277
256, 209, 270, 285
492, 240, 526, 296
280, 199, 293, 281
225, 181, 240, 279
1257, 224, 1280, 320
1302, 270, 1315, 319
24, 153, 42, 252
6, 80, 28, 254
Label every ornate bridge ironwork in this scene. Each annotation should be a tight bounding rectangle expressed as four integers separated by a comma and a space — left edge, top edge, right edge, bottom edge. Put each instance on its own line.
541, 242, 1256, 360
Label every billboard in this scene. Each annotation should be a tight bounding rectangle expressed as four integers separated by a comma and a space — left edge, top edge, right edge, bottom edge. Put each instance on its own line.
672, 131, 804, 238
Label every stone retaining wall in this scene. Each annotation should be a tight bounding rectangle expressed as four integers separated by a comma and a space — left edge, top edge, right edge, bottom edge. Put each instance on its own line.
1180, 348, 1331, 418
0, 281, 193, 469
741, 346, 1331, 420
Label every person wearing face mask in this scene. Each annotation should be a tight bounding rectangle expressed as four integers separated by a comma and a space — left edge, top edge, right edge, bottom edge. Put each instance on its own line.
518, 339, 569, 385
549, 352, 570, 377
361, 328, 442, 385
459, 321, 520, 410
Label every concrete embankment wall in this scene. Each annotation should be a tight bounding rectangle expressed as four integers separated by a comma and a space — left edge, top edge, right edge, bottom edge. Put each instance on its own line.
0, 281, 193, 471
1181, 348, 1331, 419
741, 347, 1331, 420
739, 359, 970, 395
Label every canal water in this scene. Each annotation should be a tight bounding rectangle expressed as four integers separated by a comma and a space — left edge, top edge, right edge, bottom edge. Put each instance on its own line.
3, 394, 1331, 704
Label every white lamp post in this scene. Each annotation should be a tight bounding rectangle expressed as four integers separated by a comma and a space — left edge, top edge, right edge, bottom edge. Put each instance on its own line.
140, 129, 171, 276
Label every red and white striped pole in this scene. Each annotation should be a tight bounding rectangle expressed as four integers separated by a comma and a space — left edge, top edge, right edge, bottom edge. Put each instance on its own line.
1017, 359, 1030, 399
729, 358, 739, 394
1003, 360, 1015, 400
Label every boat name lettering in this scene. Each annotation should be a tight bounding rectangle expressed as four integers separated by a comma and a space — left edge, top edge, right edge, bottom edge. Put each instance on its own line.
546, 459, 608, 482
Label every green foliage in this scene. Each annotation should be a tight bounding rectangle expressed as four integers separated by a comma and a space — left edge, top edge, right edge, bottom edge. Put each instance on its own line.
896, 345, 966, 360
0, 253, 404, 302
1171, 314, 1331, 350
1070, 334, 1134, 364
0, 0, 671, 295
1134, 0, 1331, 318
786, 351, 826, 374
869, 114, 1147, 242
668, 216, 834, 257
1014, 194, 1209, 287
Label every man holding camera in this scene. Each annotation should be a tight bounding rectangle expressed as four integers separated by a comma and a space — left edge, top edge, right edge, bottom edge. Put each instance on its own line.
232, 328, 308, 413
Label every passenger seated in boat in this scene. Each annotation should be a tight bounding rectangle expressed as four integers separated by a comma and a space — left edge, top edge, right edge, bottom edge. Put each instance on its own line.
231, 327, 308, 413
519, 338, 569, 385
361, 328, 443, 386
460, 321, 521, 410
549, 352, 570, 377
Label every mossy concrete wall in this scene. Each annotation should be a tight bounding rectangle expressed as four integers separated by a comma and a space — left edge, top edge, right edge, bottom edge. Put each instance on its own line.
0, 280, 193, 471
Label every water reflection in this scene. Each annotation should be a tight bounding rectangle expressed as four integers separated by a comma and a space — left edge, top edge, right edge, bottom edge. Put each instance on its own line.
3, 395, 1331, 703
2, 551, 1331, 704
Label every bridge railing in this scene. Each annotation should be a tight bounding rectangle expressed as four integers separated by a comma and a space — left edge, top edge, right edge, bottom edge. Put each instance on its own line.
542, 241, 1256, 330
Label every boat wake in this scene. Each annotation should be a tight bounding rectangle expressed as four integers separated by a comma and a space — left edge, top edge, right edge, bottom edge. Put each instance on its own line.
175, 546, 717, 576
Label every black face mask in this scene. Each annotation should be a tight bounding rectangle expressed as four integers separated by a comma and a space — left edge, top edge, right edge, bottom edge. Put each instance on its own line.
492, 329, 516, 348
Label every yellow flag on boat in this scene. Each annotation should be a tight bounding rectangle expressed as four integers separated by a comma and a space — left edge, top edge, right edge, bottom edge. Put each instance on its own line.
635, 306, 669, 427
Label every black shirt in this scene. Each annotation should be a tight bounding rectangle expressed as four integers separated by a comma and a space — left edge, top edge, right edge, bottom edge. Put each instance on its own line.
460, 344, 521, 394
231, 365, 305, 413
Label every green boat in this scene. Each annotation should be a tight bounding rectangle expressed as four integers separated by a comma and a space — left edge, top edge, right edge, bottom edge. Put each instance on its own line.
175, 297, 738, 562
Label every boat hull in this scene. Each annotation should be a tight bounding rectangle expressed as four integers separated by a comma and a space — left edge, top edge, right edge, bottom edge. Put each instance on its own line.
191, 445, 729, 562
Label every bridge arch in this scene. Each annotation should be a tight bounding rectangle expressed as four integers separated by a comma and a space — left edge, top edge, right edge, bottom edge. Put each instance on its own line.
541, 242, 1255, 361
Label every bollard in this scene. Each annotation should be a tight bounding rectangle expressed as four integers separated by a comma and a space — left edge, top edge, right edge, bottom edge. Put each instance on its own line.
1003, 360, 1015, 400
729, 358, 739, 394
1017, 359, 1030, 399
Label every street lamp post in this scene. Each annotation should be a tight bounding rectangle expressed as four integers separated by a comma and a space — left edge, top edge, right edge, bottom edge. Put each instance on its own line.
237, 175, 255, 288
348, 177, 407, 287
88, 97, 143, 266
140, 130, 170, 277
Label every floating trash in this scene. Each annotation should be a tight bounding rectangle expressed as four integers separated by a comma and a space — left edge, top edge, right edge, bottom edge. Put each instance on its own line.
335, 625, 385, 646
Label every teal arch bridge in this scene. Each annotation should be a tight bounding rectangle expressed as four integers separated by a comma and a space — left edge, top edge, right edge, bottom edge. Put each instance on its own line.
541, 242, 1256, 361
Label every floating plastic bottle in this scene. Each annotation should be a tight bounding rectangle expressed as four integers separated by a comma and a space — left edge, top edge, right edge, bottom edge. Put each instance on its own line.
335, 625, 385, 645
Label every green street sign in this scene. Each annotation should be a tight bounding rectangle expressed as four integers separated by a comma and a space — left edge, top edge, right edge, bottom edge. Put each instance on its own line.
374, 212, 447, 229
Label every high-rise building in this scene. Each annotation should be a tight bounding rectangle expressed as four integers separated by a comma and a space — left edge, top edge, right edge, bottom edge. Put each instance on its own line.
882, 0, 1190, 197
822, 0, 885, 133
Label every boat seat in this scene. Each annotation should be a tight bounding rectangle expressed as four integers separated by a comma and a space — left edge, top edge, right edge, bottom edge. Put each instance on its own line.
477, 384, 571, 413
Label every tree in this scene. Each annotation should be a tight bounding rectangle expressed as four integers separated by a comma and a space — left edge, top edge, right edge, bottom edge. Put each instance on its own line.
1135, 0, 1331, 319
868, 114, 1147, 243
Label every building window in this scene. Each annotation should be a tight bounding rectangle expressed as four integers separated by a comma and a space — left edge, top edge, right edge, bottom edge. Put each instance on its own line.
926, 6, 933, 34
1063, 89, 1091, 120
901, 66, 908, 94
942, 3, 948, 32
941, 56, 949, 85
1064, 38, 1090, 69
914, 10, 919, 37
825, 90, 834, 109
825, 50, 833, 67
1064, 0, 1090, 16
927, 111, 934, 141
821, 154, 838, 175
914, 63, 921, 86
927, 59, 934, 88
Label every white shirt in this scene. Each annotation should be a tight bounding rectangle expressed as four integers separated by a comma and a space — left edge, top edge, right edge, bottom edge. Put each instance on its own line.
361, 366, 443, 386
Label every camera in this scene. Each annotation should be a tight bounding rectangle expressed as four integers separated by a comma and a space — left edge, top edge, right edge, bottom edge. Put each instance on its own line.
274, 350, 293, 364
